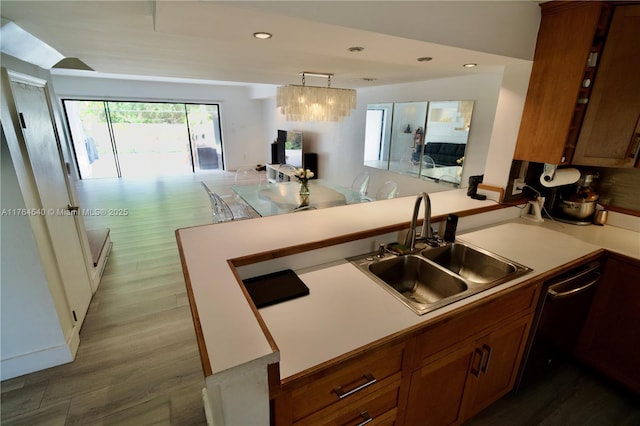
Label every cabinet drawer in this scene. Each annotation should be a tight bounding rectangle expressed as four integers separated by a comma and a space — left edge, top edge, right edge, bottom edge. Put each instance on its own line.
416, 283, 538, 364
294, 379, 400, 426
289, 342, 405, 422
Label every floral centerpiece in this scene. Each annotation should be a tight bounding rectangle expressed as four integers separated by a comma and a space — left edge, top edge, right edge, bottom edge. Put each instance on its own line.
294, 168, 314, 196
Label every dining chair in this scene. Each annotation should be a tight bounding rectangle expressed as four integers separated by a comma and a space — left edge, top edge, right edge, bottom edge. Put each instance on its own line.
279, 164, 298, 182
375, 181, 399, 200
234, 167, 264, 186
351, 171, 370, 196
201, 182, 256, 222
422, 155, 436, 169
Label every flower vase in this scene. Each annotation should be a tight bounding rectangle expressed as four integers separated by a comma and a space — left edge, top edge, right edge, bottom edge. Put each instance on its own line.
299, 180, 310, 196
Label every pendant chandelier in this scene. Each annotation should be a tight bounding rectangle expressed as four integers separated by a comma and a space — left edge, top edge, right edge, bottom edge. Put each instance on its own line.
277, 72, 357, 122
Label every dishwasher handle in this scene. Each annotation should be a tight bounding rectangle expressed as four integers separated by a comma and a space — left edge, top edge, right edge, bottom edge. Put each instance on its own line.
547, 274, 599, 299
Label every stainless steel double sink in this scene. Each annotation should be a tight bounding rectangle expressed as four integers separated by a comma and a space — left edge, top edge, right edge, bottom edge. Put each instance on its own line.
349, 242, 531, 315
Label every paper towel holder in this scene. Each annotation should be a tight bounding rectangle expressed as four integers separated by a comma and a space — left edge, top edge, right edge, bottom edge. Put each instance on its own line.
541, 163, 557, 183
540, 164, 581, 188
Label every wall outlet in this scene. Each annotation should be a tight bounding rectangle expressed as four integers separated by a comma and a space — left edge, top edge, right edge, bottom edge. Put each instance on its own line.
512, 178, 525, 195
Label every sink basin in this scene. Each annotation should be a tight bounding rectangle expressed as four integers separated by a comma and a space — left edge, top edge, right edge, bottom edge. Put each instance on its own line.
421, 243, 523, 284
368, 254, 468, 306
349, 242, 531, 315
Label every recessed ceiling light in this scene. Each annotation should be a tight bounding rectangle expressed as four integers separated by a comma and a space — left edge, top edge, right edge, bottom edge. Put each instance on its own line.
417, 57, 433, 62
348, 46, 364, 52
253, 32, 272, 40
463, 63, 477, 68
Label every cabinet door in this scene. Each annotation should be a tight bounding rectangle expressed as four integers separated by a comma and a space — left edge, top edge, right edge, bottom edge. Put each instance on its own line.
576, 254, 640, 393
404, 345, 473, 426
573, 5, 640, 168
462, 316, 531, 420
513, 2, 604, 164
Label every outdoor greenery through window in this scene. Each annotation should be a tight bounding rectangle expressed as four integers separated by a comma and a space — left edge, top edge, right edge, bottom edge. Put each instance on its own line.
63, 100, 223, 179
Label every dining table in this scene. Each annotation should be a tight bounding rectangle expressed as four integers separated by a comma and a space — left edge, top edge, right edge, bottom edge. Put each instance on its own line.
232, 179, 370, 217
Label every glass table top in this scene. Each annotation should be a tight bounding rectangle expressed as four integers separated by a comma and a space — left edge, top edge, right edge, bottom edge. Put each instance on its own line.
232, 179, 369, 217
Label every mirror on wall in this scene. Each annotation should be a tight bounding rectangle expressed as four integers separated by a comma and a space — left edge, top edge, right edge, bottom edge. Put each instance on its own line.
364, 100, 474, 186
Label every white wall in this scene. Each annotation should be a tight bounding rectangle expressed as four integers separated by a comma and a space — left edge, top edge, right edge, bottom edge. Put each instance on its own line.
1, 133, 67, 367
51, 74, 267, 171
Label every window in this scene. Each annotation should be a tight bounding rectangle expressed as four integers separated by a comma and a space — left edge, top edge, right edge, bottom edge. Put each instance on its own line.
63, 100, 223, 179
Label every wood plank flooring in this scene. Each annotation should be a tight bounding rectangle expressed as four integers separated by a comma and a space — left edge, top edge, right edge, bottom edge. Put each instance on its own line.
2, 172, 638, 425
466, 360, 640, 426
1, 172, 239, 425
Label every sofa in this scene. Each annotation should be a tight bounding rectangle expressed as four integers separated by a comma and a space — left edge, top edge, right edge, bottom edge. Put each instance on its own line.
413, 142, 466, 167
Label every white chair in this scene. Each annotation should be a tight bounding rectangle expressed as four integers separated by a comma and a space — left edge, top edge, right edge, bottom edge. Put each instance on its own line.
351, 171, 370, 197
234, 167, 264, 186
201, 182, 255, 222
278, 164, 298, 182
375, 181, 399, 200
422, 155, 436, 169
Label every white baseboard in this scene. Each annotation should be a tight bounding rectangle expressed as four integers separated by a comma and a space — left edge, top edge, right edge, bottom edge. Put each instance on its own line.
1, 323, 80, 381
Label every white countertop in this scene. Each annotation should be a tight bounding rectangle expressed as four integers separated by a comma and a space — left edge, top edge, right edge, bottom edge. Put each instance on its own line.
176, 189, 639, 380
262, 220, 638, 379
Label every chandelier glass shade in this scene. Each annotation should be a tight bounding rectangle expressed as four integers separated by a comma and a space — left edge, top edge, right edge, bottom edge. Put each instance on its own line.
277, 73, 357, 122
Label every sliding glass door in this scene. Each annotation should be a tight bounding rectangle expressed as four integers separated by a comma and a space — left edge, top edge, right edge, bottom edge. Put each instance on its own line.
63, 100, 223, 179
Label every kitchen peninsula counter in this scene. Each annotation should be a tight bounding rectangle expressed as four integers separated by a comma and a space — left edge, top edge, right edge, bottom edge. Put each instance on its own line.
176, 189, 639, 424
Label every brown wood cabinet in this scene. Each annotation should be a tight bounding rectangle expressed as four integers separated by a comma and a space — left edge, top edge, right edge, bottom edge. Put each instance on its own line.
514, 1, 608, 165
514, 2, 640, 167
572, 5, 640, 168
404, 289, 536, 426
272, 282, 540, 426
576, 252, 640, 394
273, 340, 410, 426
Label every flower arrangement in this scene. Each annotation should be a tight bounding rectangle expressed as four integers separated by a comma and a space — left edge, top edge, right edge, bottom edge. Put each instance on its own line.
294, 168, 314, 195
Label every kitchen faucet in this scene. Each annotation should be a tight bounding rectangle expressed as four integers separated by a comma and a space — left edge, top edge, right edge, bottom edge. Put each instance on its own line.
404, 192, 436, 251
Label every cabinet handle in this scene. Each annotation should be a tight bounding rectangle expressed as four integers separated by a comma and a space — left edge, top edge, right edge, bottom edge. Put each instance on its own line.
354, 411, 373, 426
333, 373, 377, 399
471, 347, 486, 377
628, 133, 640, 159
480, 344, 493, 374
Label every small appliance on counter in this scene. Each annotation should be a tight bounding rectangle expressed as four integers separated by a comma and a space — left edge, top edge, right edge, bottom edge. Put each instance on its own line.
543, 170, 601, 225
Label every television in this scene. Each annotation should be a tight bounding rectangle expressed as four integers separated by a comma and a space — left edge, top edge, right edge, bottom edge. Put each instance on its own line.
276, 130, 303, 168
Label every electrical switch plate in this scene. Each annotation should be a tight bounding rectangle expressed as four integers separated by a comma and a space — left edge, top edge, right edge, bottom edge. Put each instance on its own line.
512, 178, 525, 195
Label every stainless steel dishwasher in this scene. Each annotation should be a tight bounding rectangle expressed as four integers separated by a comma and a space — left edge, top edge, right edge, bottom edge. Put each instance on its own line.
516, 259, 602, 390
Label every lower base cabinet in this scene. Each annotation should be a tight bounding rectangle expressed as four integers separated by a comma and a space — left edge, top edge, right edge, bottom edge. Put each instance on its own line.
272, 282, 539, 425
576, 253, 640, 393
405, 316, 532, 425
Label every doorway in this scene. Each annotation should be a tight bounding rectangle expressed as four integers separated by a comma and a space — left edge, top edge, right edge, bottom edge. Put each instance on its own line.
63, 100, 224, 179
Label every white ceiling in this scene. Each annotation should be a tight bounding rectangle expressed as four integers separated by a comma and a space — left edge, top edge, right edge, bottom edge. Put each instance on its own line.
0, 1, 541, 88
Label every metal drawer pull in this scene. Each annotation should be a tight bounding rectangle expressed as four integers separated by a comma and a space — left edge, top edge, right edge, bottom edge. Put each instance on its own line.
355, 411, 373, 426
471, 347, 486, 377
333, 373, 377, 399
480, 344, 493, 374
548, 277, 599, 299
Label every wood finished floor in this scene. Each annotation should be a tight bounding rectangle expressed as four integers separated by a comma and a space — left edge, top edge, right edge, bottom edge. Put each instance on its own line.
2, 172, 639, 425
1, 172, 239, 426
466, 360, 640, 426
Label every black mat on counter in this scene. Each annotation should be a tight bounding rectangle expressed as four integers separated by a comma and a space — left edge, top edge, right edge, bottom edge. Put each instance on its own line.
242, 269, 309, 308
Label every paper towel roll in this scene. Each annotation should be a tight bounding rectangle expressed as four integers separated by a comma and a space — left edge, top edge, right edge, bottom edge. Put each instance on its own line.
539, 167, 581, 187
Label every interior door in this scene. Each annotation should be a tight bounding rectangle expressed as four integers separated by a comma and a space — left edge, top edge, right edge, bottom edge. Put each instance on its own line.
5, 70, 92, 326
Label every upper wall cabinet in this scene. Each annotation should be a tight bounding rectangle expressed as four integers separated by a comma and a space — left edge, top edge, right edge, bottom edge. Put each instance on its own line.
514, 2, 640, 168
572, 4, 640, 168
